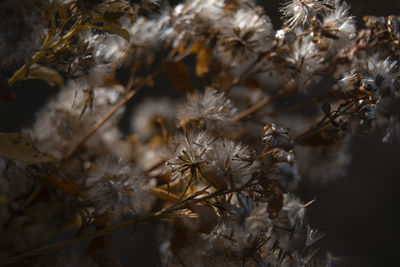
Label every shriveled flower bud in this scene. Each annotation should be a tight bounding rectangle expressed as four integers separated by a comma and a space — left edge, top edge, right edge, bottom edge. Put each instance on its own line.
262, 123, 293, 149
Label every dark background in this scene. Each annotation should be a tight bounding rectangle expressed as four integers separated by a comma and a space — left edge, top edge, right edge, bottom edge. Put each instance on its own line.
1, 1, 400, 266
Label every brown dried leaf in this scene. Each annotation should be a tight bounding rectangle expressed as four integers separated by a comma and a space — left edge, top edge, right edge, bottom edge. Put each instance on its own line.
97, 24, 130, 42
164, 61, 195, 94
43, 173, 79, 196
147, 188, 179, 202
0, 133, 55, 165
28, 64, 64, 89
0, 74, 14, 102
195, 45, 213, 77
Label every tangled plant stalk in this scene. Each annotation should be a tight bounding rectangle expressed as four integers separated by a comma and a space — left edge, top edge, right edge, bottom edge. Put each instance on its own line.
0, 0, 399, 266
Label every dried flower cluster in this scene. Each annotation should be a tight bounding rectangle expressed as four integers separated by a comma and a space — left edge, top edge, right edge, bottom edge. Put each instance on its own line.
0, 0, 399, 266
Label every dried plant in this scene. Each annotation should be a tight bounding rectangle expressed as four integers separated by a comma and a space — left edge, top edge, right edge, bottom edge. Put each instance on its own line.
0, 0, 399, 266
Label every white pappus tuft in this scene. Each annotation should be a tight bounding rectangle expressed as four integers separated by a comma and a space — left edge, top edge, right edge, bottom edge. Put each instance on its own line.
217, 5, 274, 64
177, 89, 237, 130
25, 86, 124, 159
321, 0, 356, 52
280, 0, 326, 28
204, 138, 260, 188
286, 36, 325, 91
130, 97, 177, 141
83, 158, 155, 219
166, 130, 214, 182
367, 55, 399, 93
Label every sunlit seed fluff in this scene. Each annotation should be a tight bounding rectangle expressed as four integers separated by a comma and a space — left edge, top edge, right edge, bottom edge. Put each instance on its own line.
305, 225, 325, 246
84, 158, 155, 219
230, 8, 273, 46
163, 0, 226, 48
322, 0, 356, 51
204, 139, 260, 187
323, 0, 355, 37
25, 86, 123, 159
177, 89, 237, 129
281, 195, 307, 227
126, 13, 170, 49
166, 130, 214, 181
130, 98, 177, 141
132, 142, 170, 175
266, 195, 310, 253
275, 28, 297, 46
338, 72, 358, 90
367, 55, 399, 93
81, 30, 128, 70
280, 0, 326, 28
286, 36, 325, 90
218, 6, 274, 63
209, 201, 271, 256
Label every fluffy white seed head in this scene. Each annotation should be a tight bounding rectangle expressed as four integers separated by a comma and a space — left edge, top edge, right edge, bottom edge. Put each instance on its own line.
130, 98, 177, 141
177, 89, 237, 130
83, 158, 155, 219
204, 138, 260, 188
26, 86, 123, 159
280, 0, 326, 28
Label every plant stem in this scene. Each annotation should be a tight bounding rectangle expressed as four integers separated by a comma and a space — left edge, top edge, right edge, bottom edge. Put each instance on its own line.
8, 21, 83, 87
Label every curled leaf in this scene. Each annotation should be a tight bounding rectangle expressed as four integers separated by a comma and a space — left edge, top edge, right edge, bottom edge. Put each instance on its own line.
95, 24, 130, 42
0, 133, 55, 165
27, 64, 64, 89
42, 173, 80, 196
147, 188, 179, 202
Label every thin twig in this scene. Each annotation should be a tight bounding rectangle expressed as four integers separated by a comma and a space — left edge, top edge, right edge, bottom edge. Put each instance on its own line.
64, 88, 140, 159
294, 101, 355, 143
8, 21, 83, 87
63, 73, 157, 160
231, 97, 271, 122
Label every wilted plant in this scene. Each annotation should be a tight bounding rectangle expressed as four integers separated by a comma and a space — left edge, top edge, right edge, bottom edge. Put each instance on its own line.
0, 0, 399, 266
